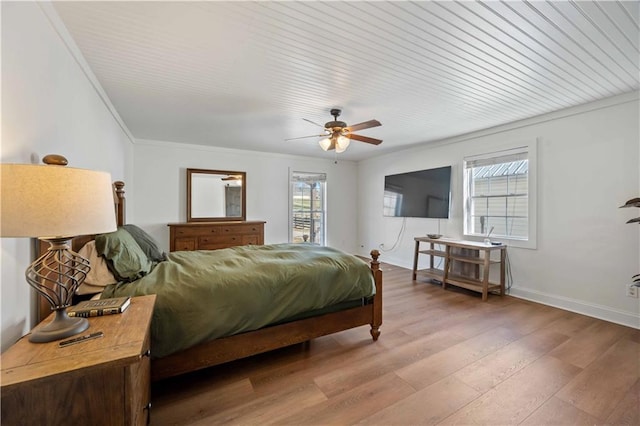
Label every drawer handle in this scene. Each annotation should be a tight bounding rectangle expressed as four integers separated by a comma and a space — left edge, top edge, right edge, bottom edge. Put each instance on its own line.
252, 228, 257, 231
142, 349, 151, 358
144, 402, 152, 411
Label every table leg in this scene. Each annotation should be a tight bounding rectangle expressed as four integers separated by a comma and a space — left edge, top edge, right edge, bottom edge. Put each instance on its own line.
482, 249, 490, 301
500, 248, 506, 296
412, 240, 420, 281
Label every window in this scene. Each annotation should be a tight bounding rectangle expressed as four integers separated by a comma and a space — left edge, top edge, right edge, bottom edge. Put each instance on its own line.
464, 144, 537, 248
289, 171, 326, 245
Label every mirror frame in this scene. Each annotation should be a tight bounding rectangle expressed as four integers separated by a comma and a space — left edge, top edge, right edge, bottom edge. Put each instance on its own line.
187, 168, 246, 222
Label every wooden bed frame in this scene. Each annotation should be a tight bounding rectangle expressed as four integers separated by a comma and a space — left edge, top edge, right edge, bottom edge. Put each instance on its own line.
38, 181, 383, 381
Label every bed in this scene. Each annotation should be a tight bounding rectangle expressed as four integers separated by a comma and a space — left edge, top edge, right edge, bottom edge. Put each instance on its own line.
36, 181, 383, 381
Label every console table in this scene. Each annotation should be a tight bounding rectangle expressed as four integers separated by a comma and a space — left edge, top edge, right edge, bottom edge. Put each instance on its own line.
412, 237, 506, 301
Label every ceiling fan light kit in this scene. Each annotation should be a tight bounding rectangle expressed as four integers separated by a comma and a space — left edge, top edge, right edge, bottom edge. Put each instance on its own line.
319, 134, 350, 153
288, 108, 382, 153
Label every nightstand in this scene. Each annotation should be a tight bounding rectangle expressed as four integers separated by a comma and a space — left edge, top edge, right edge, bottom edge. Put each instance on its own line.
1, 294, 156, 425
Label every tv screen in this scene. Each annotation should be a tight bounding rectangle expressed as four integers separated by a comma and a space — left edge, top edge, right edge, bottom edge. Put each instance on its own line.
384, 166, 451, 218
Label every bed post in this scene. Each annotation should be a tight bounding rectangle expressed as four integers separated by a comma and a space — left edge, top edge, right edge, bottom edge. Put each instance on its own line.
114, 181, 126, 226
370, 249, 382, 341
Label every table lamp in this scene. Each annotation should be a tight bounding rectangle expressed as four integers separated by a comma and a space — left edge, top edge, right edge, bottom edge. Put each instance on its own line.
1, 155, 117, 342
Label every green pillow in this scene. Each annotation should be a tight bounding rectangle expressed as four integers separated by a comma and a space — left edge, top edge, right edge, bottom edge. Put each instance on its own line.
95, 228, 153, 282
121, 224, 167, 263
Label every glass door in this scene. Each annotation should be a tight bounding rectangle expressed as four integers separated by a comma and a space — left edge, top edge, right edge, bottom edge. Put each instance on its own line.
290, 171, 326, 245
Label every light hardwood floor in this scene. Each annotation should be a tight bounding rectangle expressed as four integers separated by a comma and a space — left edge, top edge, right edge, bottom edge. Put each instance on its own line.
151, 263, 639, 425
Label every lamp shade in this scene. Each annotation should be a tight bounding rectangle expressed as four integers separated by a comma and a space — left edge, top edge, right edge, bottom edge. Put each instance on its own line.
335, 135, 351, 153
1, 164, 117, 238
318, 138, 332, 151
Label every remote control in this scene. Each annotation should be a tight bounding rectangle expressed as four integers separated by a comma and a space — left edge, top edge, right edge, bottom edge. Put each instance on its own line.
59, 331, 104, 347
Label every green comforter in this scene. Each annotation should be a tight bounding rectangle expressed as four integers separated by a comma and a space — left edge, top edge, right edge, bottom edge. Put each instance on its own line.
101, 243, 376, 358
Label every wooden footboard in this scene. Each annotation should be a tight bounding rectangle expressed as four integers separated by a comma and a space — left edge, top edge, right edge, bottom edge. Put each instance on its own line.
151, 251, 383, 382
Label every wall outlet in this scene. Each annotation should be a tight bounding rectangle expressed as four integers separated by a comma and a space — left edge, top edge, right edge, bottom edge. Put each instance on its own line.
627, 283, 639, 298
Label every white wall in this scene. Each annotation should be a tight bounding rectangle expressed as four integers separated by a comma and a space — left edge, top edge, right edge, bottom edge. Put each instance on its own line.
1, 2, 133, 350
357, 93, 640, 328
131, 140, 359, 254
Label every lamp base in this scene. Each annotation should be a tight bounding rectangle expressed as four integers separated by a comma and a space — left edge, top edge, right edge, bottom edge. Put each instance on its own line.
29, 309, 89, 343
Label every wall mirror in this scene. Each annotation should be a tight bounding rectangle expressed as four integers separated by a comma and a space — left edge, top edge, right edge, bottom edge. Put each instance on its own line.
187, 168, 246, 222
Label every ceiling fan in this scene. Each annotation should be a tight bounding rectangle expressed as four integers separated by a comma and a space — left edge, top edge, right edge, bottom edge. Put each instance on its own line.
286, 109, 382, 153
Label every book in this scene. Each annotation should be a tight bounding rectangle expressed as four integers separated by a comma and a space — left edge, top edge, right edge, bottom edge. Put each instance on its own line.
68, 296, 131, 318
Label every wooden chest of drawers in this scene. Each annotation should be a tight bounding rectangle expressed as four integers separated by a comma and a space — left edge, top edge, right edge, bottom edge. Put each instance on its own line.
168, 221, 266, 251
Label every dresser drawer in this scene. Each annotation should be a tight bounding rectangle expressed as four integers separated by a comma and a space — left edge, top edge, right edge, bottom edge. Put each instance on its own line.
175, 237, 197, 251
199, 235, 241, 249
220, 224, 263, 235
242, 235, 260, 245
172, 226, 220, 237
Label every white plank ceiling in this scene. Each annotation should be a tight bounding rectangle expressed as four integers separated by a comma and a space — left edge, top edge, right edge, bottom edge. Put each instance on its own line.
52, 1, 639, 161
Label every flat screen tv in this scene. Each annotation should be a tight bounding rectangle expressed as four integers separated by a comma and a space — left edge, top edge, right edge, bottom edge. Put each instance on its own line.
384, 166, 451, 218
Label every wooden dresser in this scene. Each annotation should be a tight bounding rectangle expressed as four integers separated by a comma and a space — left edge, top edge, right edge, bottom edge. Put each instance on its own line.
1, 295, 156, 426
168, 221, 266, 251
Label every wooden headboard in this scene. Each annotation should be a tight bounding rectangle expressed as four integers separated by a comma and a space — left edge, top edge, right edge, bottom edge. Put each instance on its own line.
36, 181, 127, 323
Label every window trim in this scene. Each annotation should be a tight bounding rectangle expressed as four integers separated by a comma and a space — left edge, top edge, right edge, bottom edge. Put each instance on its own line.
463, 140, 537, 250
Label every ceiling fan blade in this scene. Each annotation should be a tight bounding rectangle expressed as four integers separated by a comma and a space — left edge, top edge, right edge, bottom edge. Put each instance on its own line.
302, 118, 326, 129
348, 133, 383, 145
285, 134, 326, 141
345, 119, 381, 132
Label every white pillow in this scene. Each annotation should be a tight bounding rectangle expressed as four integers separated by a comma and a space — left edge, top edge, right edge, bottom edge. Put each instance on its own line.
77, 240, 118, 295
